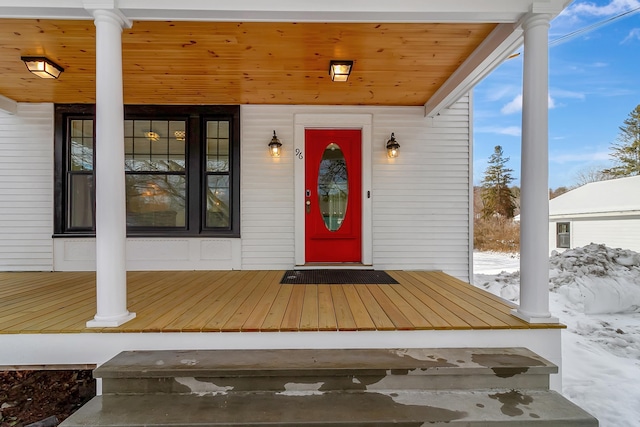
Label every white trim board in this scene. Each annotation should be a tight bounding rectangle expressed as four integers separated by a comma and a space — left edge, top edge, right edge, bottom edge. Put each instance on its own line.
0, 328, 563, 391
0, 1, 571, 23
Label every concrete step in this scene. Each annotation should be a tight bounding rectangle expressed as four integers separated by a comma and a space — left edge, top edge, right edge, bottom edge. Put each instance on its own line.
60, 389, 598, 426
96, 347, 557, 394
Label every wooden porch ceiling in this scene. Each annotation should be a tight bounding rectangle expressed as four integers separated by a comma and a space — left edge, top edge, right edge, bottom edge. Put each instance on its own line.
0, 270, 563, 334
0, 19, 496, 106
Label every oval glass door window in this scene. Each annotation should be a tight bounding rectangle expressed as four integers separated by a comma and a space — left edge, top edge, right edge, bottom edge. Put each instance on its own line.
318, 143, 348, 231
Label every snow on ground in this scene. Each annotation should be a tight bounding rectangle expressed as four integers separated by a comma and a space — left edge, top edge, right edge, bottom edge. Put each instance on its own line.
473, 244, 640, 427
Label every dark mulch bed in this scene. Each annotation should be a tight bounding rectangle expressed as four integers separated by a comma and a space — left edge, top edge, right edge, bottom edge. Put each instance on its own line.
0, 370, 95, 427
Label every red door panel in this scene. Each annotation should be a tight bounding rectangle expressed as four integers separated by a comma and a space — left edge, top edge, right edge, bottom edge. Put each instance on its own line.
305, 129, 361, 263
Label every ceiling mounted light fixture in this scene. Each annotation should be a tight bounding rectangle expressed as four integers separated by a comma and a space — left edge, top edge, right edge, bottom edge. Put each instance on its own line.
329, 60, 354, 82
21, 56, 64, 79
174, 130, 186, 141
145, 131, 160, 142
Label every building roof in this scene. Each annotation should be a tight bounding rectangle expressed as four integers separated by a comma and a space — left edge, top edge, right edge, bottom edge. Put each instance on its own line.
549, 175, 640, 218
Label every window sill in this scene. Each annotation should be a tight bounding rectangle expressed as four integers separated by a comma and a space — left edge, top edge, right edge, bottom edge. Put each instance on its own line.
53, 232, 241, 239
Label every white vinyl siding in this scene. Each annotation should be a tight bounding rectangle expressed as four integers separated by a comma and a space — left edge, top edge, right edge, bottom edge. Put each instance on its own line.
572, 219, 640, 253
240, 106, 296, 269
241, 99, 471, 280
0, 103, 54, 271
372, 99, 471, 280
1, 101, 471, 279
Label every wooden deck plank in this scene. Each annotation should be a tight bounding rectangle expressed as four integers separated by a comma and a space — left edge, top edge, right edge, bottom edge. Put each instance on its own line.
28, 298, 97, 333
0, 282, 95, 331
375, 284, 433, 330
241, 276, 282, 332
389, 272, 469, 329
0, 283, 90, 323
405, 271, 515, 327
383, 274, 453, 329
299, 285, 319, 331
17, 290, 96, 333
0, 272, 91, 295
222, 271, 282, 332
117, 272, 216, 332
206, 271, 270, 332
425, 272, 529, 328
260, 285, 293, 331
0, 275, 93, 312
402, 272, 493, 329
366, 285, 415, 330
330, 285, 357, 331
124, 271, 222, 332
431, 271, 519, 311
280, 286, 306, 331
341, 285, 376, 331
167, 271, 253, 332
162, 274, 243, 332
317, 285, 337, 331
351, 286, 397, 331
0, 270, 564, 335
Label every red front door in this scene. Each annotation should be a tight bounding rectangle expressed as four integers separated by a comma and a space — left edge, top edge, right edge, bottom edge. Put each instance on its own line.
305, 129, 362, 263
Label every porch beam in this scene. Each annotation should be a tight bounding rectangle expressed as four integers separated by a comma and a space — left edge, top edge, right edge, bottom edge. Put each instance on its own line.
0, 94, 18, 115
424, 23, 523, 118
513, 13, 558, 324
0, 0, 572, 23
86, 6, 135, 328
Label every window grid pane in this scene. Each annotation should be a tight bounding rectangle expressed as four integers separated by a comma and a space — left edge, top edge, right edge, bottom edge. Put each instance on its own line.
69, 120, 94, 171
206, 120, 230, 172
205, 120, 231, 229
125, 120, 186, 172
557, 222, 570, 248
206, 175, 230, 228
126, 174, 186, 228
68, 173, 94, 229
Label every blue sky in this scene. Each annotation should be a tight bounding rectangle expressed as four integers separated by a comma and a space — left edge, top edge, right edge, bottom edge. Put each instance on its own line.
473, 0, 640, 189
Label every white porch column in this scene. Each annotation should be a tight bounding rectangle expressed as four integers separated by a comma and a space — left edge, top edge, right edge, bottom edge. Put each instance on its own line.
513, 14, 558, 324
86, 8, 135, 327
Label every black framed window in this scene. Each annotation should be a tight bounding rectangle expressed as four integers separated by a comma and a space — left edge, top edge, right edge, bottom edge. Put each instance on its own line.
556, 222, 570, 248
68, 118, 95, 230
54, 105, 240, 237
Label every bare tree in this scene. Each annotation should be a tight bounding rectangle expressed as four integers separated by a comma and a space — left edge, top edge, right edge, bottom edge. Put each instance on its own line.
573, 165, 612, 187
549, 186, 570, 199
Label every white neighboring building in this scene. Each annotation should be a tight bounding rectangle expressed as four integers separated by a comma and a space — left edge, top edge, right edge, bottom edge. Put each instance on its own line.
549, 176, 640, 253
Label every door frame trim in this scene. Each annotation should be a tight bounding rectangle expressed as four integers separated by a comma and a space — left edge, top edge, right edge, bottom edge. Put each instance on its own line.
294, 114, 372, 266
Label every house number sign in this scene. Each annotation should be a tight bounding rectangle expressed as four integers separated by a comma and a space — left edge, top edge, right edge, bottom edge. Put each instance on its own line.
295, 148, 303, 159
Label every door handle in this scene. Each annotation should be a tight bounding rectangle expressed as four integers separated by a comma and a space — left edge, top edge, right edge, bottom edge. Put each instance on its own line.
305, 200, 311, 214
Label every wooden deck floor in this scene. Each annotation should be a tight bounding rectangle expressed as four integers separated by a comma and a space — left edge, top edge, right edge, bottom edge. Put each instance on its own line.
0, 270, 563, 334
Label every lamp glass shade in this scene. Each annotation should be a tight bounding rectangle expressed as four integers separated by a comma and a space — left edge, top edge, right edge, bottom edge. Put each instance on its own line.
268, 131, 282, 157
329, 61, 353, 82
22, 57, 64, 79
270, 144, 282, 157
386, 133, 400, 158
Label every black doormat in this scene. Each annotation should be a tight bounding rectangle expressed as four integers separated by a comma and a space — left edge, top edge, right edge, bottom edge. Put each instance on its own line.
280, 270, 398, 285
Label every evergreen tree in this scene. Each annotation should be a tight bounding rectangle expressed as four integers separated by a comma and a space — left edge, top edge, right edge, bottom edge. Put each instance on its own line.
481, 145, 516, 219
604, 104, 640, 177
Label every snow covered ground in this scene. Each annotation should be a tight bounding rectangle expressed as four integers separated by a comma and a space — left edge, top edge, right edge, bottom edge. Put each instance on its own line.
473, 244, 640, 427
